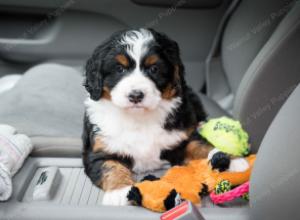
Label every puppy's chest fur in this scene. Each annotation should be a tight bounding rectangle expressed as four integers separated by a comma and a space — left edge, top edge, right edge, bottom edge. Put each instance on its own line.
85, 98, 187, 173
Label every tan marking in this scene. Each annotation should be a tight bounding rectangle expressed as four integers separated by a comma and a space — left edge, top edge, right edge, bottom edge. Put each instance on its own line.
185, 126, 196, 137
161, 65, 181, 100
174, 65, 180, 80
115, 54, 129, 67
144, 55, 159, 66
161, 83, 177, 100
99, 160, 134, 191
92, 136, 106, 153
185, 141, 214, 163
102, 86, 111, 100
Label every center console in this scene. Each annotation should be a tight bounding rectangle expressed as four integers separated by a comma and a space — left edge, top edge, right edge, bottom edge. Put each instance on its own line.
0, 157, 249, 220
1, 157, 160, 220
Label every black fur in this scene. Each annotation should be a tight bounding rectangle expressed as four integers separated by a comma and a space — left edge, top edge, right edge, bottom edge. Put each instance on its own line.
82, 114, 133, 185
161, 131, 209, 166
160, 140, 188, 166
164, 87, 206, 131
83, 28, 208, 189
150, 29, 206, 130
84, 30, 133, 100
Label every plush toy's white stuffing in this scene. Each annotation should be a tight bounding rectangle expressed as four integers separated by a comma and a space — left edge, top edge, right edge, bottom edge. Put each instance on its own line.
208, 148, 249, 172
228, 158, 249, 172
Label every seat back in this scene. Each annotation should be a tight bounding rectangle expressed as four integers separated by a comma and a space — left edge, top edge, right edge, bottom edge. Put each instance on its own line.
232, 0, 300, 152
250, 83, 300, 219
218, 0, 300, 151
222, 0, 295, 94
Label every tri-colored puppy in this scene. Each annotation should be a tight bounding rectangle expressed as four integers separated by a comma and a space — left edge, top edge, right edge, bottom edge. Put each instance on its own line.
82, 28, 226, 206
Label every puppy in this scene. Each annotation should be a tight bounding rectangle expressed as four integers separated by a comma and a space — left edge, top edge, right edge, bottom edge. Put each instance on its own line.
82, 28, 224, 206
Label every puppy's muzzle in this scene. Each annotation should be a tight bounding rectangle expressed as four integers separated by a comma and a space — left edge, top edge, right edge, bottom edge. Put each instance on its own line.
128, 90, 145, 104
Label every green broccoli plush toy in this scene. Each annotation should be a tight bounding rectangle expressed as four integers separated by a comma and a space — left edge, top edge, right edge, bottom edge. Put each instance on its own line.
199, 116, 250, 157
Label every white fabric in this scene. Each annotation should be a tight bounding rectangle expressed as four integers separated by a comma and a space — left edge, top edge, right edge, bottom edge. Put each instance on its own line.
207, 148, 249, 172
0, 163, 12, 201
228, 158, 249, 172
0, 74, 21, 94
207, 148, 221, 161
0, 124, 33, 201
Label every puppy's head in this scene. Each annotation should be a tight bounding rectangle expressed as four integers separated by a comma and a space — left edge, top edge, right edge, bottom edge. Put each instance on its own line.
84, 28, 185, 112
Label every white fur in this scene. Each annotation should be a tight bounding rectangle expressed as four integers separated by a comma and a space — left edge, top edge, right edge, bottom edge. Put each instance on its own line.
102, 186, 131, 206
119, 28, 153, 66
85, 97, 187, 173
113, 29, 159, 111
111, 71, 161, 110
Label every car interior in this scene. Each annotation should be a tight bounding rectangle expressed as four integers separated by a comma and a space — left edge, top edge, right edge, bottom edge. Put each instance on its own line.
0, 0, 299, 219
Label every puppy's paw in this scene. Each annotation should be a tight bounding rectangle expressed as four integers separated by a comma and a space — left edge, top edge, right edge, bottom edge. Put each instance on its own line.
210, 152, 230, 172
102, 186, 131, 206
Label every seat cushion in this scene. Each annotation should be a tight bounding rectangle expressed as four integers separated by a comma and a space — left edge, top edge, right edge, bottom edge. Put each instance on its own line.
0, 64, 228, 157
0, 63, 85, 156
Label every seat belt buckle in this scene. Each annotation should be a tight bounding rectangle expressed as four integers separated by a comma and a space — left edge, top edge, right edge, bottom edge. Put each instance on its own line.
160, 201, 205, 220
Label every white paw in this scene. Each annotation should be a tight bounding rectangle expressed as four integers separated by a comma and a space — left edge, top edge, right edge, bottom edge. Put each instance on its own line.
102, 186, 131, 206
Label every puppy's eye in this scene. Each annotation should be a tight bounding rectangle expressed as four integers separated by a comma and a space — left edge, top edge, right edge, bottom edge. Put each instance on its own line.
149, 65, 159, 74
116, 65, 125, 73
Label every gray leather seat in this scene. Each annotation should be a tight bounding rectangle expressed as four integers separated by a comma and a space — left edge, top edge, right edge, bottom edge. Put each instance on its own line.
0, 0, 299, 157
200, 83, 300, 219
201, 0, 300, 152
0, 64, 85, 157
249, 83, 300, 219
198, 93, 230, 118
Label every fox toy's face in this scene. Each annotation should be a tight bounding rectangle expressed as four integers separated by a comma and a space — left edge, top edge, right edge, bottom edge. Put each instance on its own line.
84, 28, 185, 113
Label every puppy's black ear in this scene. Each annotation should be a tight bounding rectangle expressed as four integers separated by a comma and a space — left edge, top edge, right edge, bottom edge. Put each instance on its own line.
84, 43, 108, 101
148, 29, 184, 74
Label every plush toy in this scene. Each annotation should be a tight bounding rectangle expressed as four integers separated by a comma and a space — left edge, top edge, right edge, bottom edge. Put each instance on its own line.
210, 180, 250, 204
127, 155, 256, 212
127, 117, 254, 212
201, 117, 251, 173
199, 116, 250, 157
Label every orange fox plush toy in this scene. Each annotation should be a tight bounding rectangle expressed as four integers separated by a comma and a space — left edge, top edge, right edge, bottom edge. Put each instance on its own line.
127, 155, 256, 212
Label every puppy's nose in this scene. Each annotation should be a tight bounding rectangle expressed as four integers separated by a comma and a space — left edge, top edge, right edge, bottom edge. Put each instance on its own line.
128, 90, 144, 104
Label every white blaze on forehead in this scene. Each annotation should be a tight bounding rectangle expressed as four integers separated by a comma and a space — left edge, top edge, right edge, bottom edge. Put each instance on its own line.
112, 28, 159, 110
119, 28, 154, 65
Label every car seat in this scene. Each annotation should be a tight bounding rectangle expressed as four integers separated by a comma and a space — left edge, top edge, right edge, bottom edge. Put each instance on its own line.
0, 0, 299, 156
